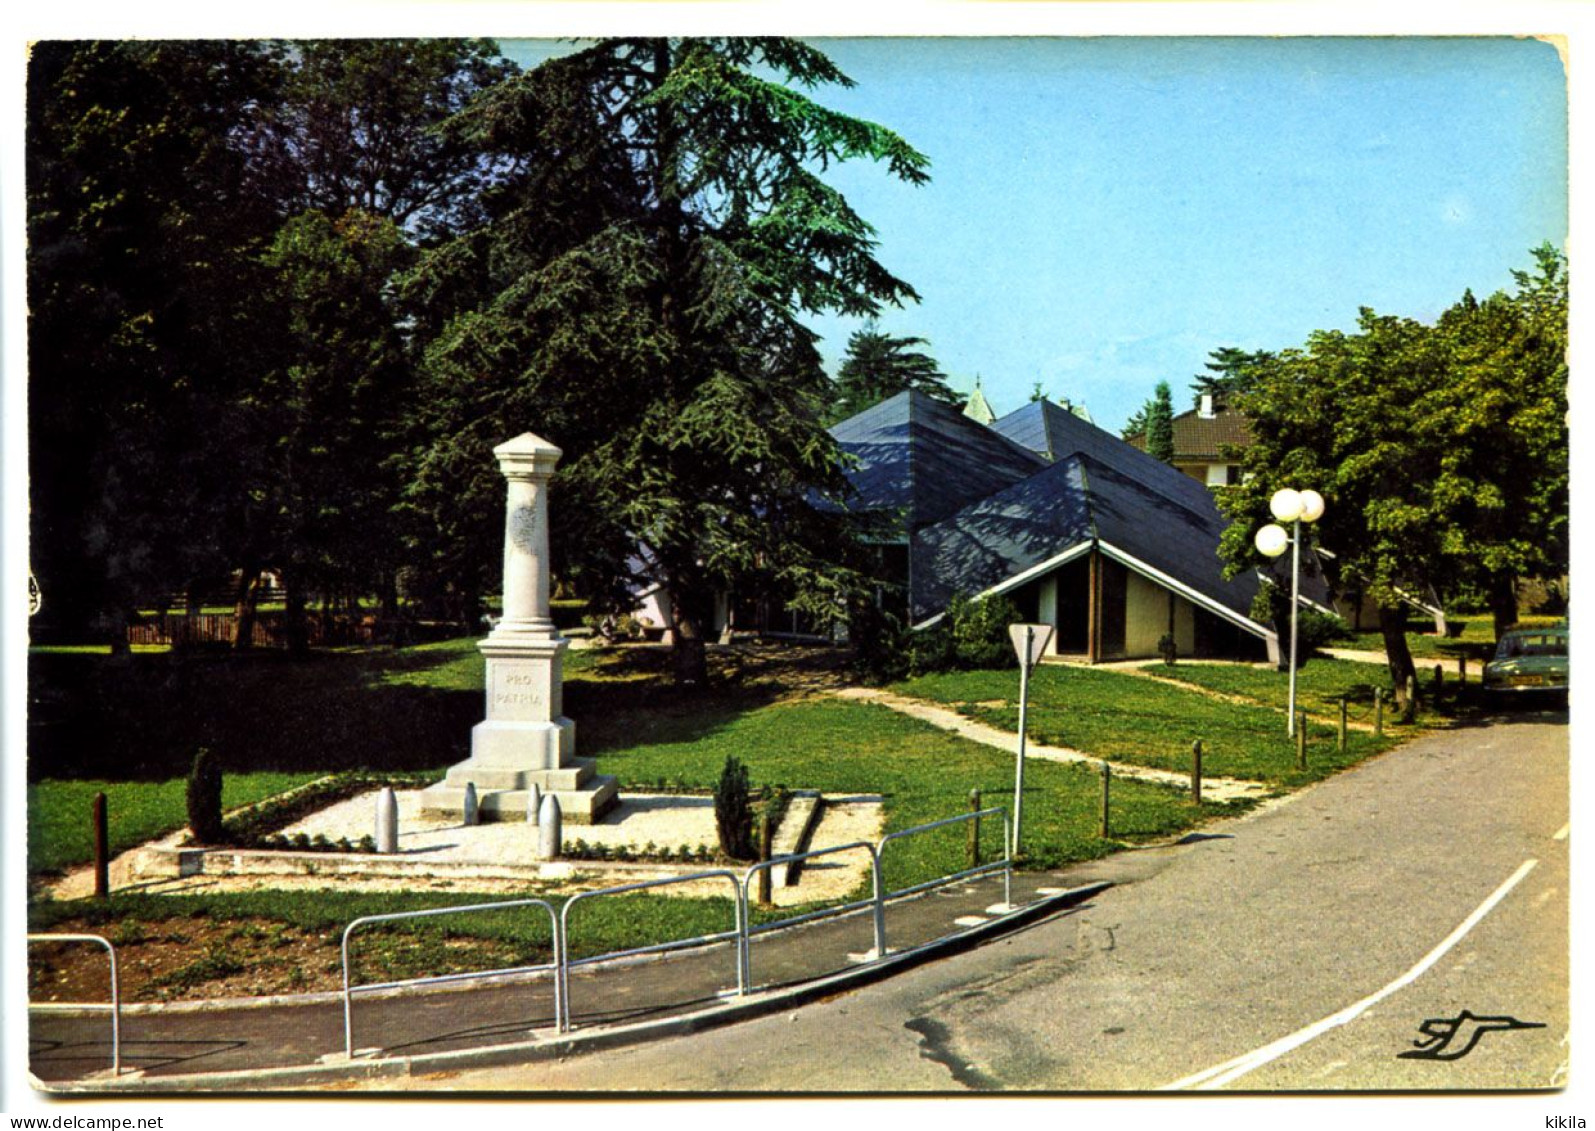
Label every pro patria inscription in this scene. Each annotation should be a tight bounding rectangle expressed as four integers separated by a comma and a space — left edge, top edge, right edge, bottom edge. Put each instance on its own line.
490, 663, 550, 720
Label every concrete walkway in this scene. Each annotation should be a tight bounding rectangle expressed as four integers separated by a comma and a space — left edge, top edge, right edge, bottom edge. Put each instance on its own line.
829, 687, 1270, 802
1321, 647, 1390, 664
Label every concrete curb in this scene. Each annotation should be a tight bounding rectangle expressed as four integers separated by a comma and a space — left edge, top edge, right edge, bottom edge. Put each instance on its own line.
39, 881, 1111, 1094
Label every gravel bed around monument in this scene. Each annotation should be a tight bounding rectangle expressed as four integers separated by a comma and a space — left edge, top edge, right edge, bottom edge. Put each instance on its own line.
284, 789, 720, 862
51, 789, 885, 907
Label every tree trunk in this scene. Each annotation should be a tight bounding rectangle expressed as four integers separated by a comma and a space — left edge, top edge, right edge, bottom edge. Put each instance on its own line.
1488, 572, 1519, 643
175, 579, 201, 651
232, 568, 261, 651
670, 582, 711, 688
1379, 604, 1418, 716
107, 603, 132, 662
283, 568, 310, 657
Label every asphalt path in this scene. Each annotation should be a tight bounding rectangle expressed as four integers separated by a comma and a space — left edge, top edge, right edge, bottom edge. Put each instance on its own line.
406, 709, 1568, 1093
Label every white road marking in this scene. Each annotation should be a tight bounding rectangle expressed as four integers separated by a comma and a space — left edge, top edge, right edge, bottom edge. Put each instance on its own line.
1161, 858, 1540, 1091
1553, 823, 1569, 841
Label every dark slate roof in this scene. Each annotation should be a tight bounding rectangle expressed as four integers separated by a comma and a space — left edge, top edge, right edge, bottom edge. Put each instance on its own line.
910, 452, 1267, 623
830, 390, 1046, 534
909, 455, 1097, 619
991, 399, 1082, 462
994, 397, 1224, 518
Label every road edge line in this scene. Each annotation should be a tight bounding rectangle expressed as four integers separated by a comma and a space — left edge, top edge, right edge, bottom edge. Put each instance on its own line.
1161, 857, 1540, 1091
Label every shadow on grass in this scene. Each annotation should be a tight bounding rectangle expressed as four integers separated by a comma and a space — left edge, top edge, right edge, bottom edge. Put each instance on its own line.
29, 647, 480, 781
27, 640, 786, 784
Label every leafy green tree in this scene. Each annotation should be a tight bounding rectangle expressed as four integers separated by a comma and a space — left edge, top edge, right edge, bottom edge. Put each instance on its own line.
243, 39, 516, 241
1424, 245, 1568, 638
828, 320, 960, 422
254, 209, 414, 651
1122, 381, 1175, 459
1120, 403, 1148, 442
27, 40, 515, 650
1218, 248, 1568, 707
235, 39, 518, 646
406, 38, 931, 684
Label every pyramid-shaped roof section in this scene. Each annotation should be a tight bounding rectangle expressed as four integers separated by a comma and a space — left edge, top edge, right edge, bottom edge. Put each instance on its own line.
830, 390, 1046, 534
993, 397, 1221, 516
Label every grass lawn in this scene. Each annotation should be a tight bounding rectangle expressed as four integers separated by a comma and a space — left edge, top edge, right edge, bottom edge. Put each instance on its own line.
28, 886, 750, 996
28, 640, 1234, 959
1343, 614, 1564, 663
582, 696, 1240, 885
1139, 657, 1396, 715
27, 774, 324, 875
892, 663, 1399, 786
38, 635, 1459, 996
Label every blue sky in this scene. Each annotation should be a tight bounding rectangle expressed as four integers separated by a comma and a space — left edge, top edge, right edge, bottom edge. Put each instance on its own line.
505, 36, 1566, 432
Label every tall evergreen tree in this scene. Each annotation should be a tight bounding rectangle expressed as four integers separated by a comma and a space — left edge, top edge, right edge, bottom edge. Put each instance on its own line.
1192, 346, 1272, 408
1146, 381, 1176, 463
828, 320, 960, 422
26, 41, 286, 647
406, 38, 930, 684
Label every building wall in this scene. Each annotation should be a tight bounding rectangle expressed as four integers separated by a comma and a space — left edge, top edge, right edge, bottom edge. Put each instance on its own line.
1123, 569, 1197, 657
1173, 459, 1240, 487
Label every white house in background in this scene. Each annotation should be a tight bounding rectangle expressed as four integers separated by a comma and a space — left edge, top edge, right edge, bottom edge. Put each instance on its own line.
1126, 392, 1252, 489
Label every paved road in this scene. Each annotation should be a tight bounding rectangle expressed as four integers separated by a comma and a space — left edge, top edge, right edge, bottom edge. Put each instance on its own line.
401, 710, 1568, 1093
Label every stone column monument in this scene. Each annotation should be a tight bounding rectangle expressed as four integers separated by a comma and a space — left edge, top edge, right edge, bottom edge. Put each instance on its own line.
420, 433, 617, 823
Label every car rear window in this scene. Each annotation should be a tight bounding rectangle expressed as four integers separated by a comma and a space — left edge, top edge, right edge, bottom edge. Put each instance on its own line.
1496, 635, 1568, 658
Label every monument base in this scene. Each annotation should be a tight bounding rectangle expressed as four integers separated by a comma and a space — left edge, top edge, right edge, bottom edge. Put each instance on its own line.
418, 756, 619, 825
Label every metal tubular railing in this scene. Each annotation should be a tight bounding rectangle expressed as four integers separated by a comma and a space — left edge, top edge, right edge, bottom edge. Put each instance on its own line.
878, 806, 1012, 910
326, 805, 1028, 1059
740, 840, 884, 988
28, 934, 121, 1076
558, 869, 745, 1034
340, 897, 560, 1058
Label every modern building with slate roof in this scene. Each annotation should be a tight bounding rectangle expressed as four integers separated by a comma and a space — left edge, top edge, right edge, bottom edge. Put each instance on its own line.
833, 390, 1301, 663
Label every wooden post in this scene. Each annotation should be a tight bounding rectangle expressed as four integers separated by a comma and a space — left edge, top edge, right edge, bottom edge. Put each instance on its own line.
1190, 741, 1203, 805
1099, 761, 1111, 839
1296, 712, 1307, 770
1087, 551, 1101, 663
1407, 675, 1418, 720
1338, 697, 1348, 754
92, 792, 110, 899
1433, 664, 1443, 696
757, 811, 773, 906
1458, 655, 1466, 682
1375, 688, 1384, 736
968, 788, 981, 868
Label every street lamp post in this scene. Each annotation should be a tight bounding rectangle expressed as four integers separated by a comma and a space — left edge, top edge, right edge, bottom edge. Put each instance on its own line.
1255, 488, 1326, 737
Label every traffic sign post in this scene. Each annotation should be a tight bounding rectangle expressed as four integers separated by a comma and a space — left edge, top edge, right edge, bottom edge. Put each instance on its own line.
1008, 623, 1054, 859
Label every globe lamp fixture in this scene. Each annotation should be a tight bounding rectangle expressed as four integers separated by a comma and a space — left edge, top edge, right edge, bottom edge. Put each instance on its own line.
1258, 487, 1327, 737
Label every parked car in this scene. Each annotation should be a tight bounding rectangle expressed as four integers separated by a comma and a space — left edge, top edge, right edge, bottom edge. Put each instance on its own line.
1481, 625, 1569, 696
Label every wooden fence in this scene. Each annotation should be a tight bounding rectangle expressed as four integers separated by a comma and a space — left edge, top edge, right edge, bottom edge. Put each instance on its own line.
127, 612, 392, 648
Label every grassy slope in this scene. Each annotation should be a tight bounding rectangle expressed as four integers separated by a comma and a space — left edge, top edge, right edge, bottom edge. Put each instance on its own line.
892, 662, 1398, 785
